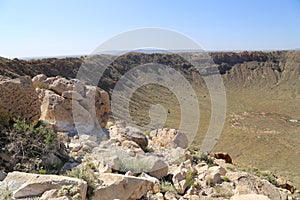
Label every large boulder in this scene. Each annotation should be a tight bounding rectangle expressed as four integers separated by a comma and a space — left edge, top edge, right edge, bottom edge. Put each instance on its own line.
33, 74, 110, 133
0, 75, 41, 124
92, 147, 169, 179
0, 171, 87, 199
92, 173, 154, 200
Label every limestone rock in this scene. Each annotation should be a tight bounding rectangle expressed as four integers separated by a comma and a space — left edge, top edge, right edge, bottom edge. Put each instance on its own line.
0, 171, 87, 199
92, 173, 154, 200
0, 75, 41, 124
33, 74, 110, 133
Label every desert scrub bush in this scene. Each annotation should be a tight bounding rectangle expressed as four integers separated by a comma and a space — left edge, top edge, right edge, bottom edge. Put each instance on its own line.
222, 176, 231, 182
213, 185, 234, 198
238, 166, 279, 187
187, 146, 199, 155
226, 164, 236, 171
118, 156, 152, 173
160, 180, 177, 193
185, 170, 197, 187
34, 83, 50, 90
58, 185, 81, 200
144, 146, 154, 153
66, 164, 97, 199
255, 170, 279, 187
144, 129, 151, 136
38, 169, 47, 174
200, 153, 216, 167
0, 118, 61, 173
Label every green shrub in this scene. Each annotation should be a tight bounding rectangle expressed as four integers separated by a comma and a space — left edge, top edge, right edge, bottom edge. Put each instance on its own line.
238, 166, 279, 187
58, 185, 81, 200
200, 153, 216, 167
144, 129, 151, 135
185, 170, 196, 187
222, 176, 231, 182
213, 185, 234, 198
38, 169, 47, 174
67, 164, 96, 199
0, 118, 60, 173
144, 147, 154, 153
160, 180, 177, 193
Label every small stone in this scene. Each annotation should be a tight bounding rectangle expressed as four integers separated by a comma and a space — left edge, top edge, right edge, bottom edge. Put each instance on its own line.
68, 142, 82, 152
155, 192, 164, 200
164, 191, 177, 200
0, 171, 7, 181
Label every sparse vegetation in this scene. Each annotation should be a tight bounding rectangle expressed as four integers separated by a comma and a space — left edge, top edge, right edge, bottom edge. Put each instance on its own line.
144, 147, 154, 153
66, 163, 97, 199
144, 129, 151, 135
237, 166, 279, 187
222, 176, 231, 182
119, 158, 151, 173
0, 117, 63, 173
185, 170, 196, 187
213, 185, 234, 198
160, 180, 177, 193
38, 169, 47, 174
58, 185, 81, 200
34, 83, 50, 90
200, 153, 216, 167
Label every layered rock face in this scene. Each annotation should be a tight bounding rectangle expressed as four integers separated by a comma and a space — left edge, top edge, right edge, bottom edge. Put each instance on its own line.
32, 74, 110, 133
1, 51, 299, 92
0, 75, 41, 124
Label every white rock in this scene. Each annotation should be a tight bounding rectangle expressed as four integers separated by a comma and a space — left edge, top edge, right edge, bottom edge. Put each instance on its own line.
0, 171, 87, 199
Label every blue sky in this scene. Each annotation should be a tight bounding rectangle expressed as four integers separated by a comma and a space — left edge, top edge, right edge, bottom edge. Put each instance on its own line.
0, 0, 299, 58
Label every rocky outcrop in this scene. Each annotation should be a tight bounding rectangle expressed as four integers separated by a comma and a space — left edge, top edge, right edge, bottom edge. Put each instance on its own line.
1, 51, 299, 92
0, 171, 87, 199
0, 75, 41, 124
33, 74, 110, 133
